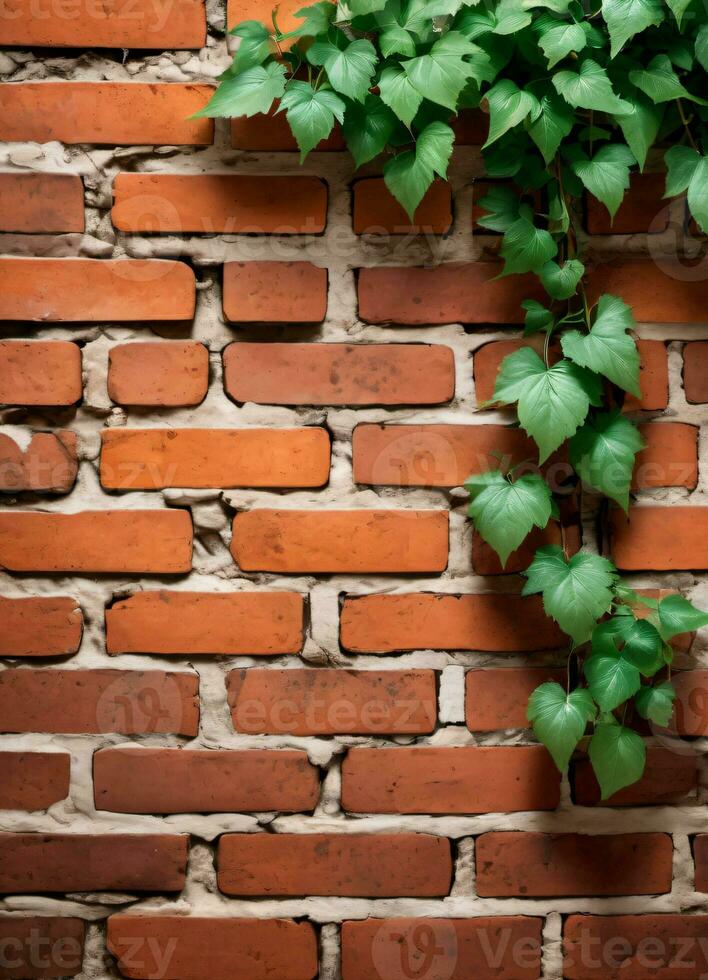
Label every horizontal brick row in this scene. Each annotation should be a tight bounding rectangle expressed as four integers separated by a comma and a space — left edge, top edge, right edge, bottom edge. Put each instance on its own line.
0, 430, 78, 493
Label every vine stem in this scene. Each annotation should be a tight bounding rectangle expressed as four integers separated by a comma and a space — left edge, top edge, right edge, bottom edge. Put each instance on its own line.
677, 99, 699, 152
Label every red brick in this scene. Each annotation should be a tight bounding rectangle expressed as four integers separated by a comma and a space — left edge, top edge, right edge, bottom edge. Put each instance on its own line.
0, 341, 82, 406
0, 510, 192, 573
0, 258, 195, 322
0, 173, 84, 233
586, 260, 706, 323
453, 109, 488, 144
223, 261, 327, 324
341, 746, 560, 813
358, 262, 544, 324
684, 341, 708, 403
634, 423, 698, 489
340, 593, 565, 653
227, 668, 436, 735
0, 431, 78, 493
113, 174, 327, 234
108, 341, 208, 407
106, 590, 303, 656
0, 83, 213, 145
694, 836, 708, 891
0, 0, 205, 47
352, 178, 452, 235
465, 667, 566, 731
473, 521, 581, 575
0, 753, 70, 810
100, 428, 330, 490
475, 832, 672, 897
0, 834, 187, 893
672, 671, 708, 736
352, 423, 536, 486
0, 669, 199, 735
342, 917, 542, 980
218, 833, 452, 897
231, 509, 448, 574
94, 748, 319, 814
609, 506, 708, 570
572, 746, 697, 806
0, 596, 82, 657
224, 343, 454, 406
0, 917, 84, 979
564, 914, 708, 979
107, 916, 318, 980
586, 172, 668, 234
231, 105, 345, 151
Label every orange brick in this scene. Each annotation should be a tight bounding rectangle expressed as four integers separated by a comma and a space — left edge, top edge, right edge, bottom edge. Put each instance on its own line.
0, 431, 78, 493
108, 342, 208, 407
472, 521, 581, 576
0, 752, 70, 810
226, 0, 318, 38
609, 506, 708, 570
572, 746, 697, 806
0, 918, 84, 978
112, 174, 327, 233
231, 105, 345, 151
352, 178, 452, 235
586, 172, 668, 234
0, 596, 82, 657
231, 509, 449, 574
0, 341, 82, 406
0, 173, 84, 233
223, 261, 327, 323
100, 428, 331, 489
586, 260, 706, 323
634, 422, 698, 489
672, 671, 708, 736
0, 258, 195, 322
684, 340, 708, 403
465, 667, 567, 731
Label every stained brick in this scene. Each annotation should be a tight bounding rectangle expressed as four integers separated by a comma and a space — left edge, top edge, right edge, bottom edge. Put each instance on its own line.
223, 261, 327, 323
572, 747, 697, 806
0, 341, 82, 406
0, 917, 84, 979
634, 423, 698, 490
465, 667, 566, 732
672, 671, 708, 736
0, 431, 78, 493
609, 507, 708, 570
684, 341, 708, 403
0, 596, 82, 658
0, 173, 84, 233
0, 752, 70, 810
586, 172, 668, 234
108, 342, 208, 407
586, 260, 706, 323
352, 178, 452, 235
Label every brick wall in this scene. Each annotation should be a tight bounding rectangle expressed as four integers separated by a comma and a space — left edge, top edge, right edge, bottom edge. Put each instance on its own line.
0, 6, 707, 979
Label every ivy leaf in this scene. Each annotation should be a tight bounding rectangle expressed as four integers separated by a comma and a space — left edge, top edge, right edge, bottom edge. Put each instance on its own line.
635, 681, 676, 727
416, 121, 455, 176
615, 91, 663, 171
528, 92, 574, 163
308, 38, 378, 102
193, 61, 287, 117
552, 59, 630, 113
622, 619, 664, 676
561, 294, 641, 398
665, 0, 691, 26
528, 682, 597, 771
493, 0, 533, 33
279, 81, 345, 160
383, 121, 454, 218
483, 79, 539, 147
540, 259, 585, 300
657, 594, 708, 641
585, 639, 641, 711
571, 144, 636, 220
697, 24, 708, 72
404, 33, 483, 110
522, 299, 555, 335
569, 411, 644, 511
493, 349, 602, 462
589, 721, 646, 799
688, 157, 708, 235
602, 0, 664, 59
292, 2, 336, 36
475, 184, 521, 232
342, 97, 397, 168
230, 20, 272, 71
523, 547, 618, 645
348, 0, 387, 14
378, 65, 423, 127
538, 22, 587, 68
629, 54, 702, 103
665, 145, 700, 195
465, 470, 553, 567
500, 206, 558, 276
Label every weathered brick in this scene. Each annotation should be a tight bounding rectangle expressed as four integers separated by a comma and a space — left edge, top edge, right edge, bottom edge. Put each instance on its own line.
609, 507, 708, 570
223, 261, 327, 323
634, 423, 698, 489
218, 833, 452, 897
0, 83, 213, 145
564, 914, 708, 979
0, 917, 84, 979
0, 669, 199, 735
0, 510, 192, 573
0, 258, 195, 322
107, 916, 318, 980
112, 174, 327, 233
684, 341, 708, 403
672, 671, 708, 736
694, 836, 708, 891
465, 667, 566, 732
0, 596, 82, 657
358, 262, 543, 324
341, 746, 560, 813
94, 748, 319, 813
586, 172, 668, 234
224, 343, 454, 406
231, 105, 344, 151
228, 668, 436, 735
0, 431, 78, 493
340, 593, 564, 653
342, 917, 543, 980
352, 178, 452, 235
106, 590, 303, 656
0, 752, 70, 810
0, 834, 187, 893
586, 260, 706, 323
108, 341, 208, 407
0, 341, 82, 406
572, 746, 697, 806
231, 509, 448, 573
475, 832, 673, 897
0, 0, 205, 47
0, 173, 84, 233
100, 428, 330, 489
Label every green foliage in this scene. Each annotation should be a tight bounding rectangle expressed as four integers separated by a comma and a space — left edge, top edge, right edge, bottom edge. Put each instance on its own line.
212, 0, 708, 799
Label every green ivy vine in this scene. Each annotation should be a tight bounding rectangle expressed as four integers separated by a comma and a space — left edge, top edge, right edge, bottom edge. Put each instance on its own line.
198, 0, 708, 797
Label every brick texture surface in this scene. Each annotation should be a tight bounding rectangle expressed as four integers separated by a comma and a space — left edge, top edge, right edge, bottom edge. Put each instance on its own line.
0, 341, 82, 406
0, 173, 84, 233
0, 917, 84, 978
107, 342, 208, 406
0, 596, 82, 657
223, 261, 327, 323
352, 178, 452, 234
0, 752, 70, 810
0, 431, 78, 493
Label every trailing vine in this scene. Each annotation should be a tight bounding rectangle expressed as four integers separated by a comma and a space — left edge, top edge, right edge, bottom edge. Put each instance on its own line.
198, 0, 708, 797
